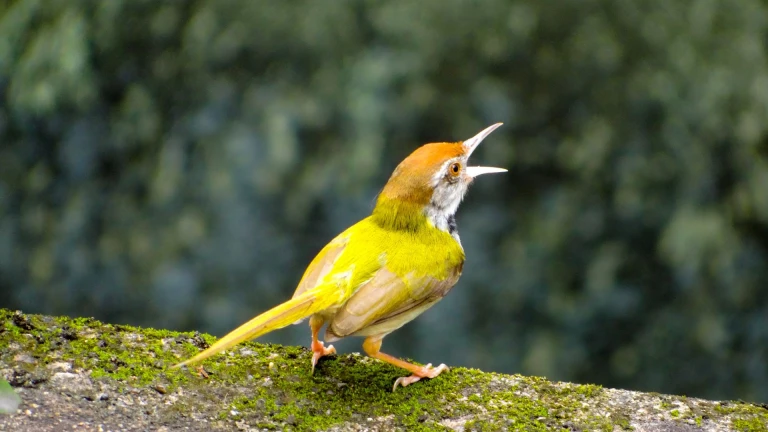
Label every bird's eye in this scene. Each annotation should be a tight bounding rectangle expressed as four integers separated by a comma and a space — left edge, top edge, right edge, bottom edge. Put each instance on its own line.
449, 162, 462, 176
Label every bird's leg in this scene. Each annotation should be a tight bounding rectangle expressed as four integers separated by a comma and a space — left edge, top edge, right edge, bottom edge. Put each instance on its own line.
309, 315, 335, 373
362, 336, 449, 391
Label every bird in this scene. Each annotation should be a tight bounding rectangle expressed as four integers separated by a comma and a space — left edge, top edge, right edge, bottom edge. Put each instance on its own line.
173, 123, 507, 390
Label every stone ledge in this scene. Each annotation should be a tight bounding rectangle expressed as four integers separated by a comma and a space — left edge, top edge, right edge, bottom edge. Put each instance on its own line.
1, 309, 766, 431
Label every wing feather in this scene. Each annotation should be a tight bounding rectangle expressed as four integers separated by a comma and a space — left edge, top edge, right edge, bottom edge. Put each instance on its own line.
289, 233, 351, 324
293, 234, 350, 299
325, 266, 461, 341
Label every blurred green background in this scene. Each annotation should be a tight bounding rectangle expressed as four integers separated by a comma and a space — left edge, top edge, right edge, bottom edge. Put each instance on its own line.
2, 0, 768, 403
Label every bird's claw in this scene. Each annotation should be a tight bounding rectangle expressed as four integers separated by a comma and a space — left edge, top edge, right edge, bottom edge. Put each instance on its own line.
311, 342, 336, 374
392, 363, 449, 391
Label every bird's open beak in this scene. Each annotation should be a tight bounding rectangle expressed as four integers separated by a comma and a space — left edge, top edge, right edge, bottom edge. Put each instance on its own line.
463, 122, 507, 177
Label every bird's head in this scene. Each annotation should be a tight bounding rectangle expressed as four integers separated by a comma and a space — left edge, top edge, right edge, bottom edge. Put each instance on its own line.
374, 123, 506, 234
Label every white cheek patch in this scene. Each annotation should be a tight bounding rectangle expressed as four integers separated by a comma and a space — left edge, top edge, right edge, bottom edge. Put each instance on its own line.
424, 161, 469, 242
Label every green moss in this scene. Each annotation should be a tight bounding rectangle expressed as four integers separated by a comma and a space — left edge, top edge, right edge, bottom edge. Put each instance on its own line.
219, 361, 523, 430
574, 383, 603, 398
731, 413, 768, 432
0, 309, 195, 391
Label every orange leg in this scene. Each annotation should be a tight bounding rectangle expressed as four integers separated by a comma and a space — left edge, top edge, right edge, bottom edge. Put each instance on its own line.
362, 336, 449, 391
310, 315, 335, 373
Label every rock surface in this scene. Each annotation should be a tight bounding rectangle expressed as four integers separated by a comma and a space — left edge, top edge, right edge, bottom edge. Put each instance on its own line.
1, 309, 766, 431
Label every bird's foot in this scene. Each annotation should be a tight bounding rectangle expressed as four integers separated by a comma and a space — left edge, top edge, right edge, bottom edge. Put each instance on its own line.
393, 363, 449, 391
311, 341, 336, 374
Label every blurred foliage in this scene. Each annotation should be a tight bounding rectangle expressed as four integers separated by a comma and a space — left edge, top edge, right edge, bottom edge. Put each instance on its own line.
2, 0, 768, 403
0, 377, 21, 414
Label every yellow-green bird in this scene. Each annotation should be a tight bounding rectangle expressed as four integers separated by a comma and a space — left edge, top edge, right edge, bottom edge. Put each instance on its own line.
173, 123, 506, 390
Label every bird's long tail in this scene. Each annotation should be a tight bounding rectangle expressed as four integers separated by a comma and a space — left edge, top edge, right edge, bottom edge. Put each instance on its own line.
172, 282, 343, 369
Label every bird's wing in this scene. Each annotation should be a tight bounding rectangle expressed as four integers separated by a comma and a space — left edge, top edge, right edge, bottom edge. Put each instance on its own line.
325, 265, 461, 341
291, 218, 387, 322
292, 232, 351, 299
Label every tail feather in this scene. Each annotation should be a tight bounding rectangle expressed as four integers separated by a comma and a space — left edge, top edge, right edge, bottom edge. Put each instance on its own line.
172, 283, 342, 369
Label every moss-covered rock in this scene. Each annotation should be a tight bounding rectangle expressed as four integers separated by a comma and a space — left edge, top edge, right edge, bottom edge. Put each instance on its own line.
1, 309, 766, 431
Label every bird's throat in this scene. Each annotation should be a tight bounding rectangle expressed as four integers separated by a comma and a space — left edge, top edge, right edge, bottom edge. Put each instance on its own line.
426, 202, 460, 243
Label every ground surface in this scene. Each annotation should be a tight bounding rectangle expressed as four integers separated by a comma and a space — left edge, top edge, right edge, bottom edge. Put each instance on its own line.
1, 309, 766, 431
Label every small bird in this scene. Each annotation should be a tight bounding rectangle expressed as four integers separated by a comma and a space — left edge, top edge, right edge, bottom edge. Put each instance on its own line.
173, 123, 506, 390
